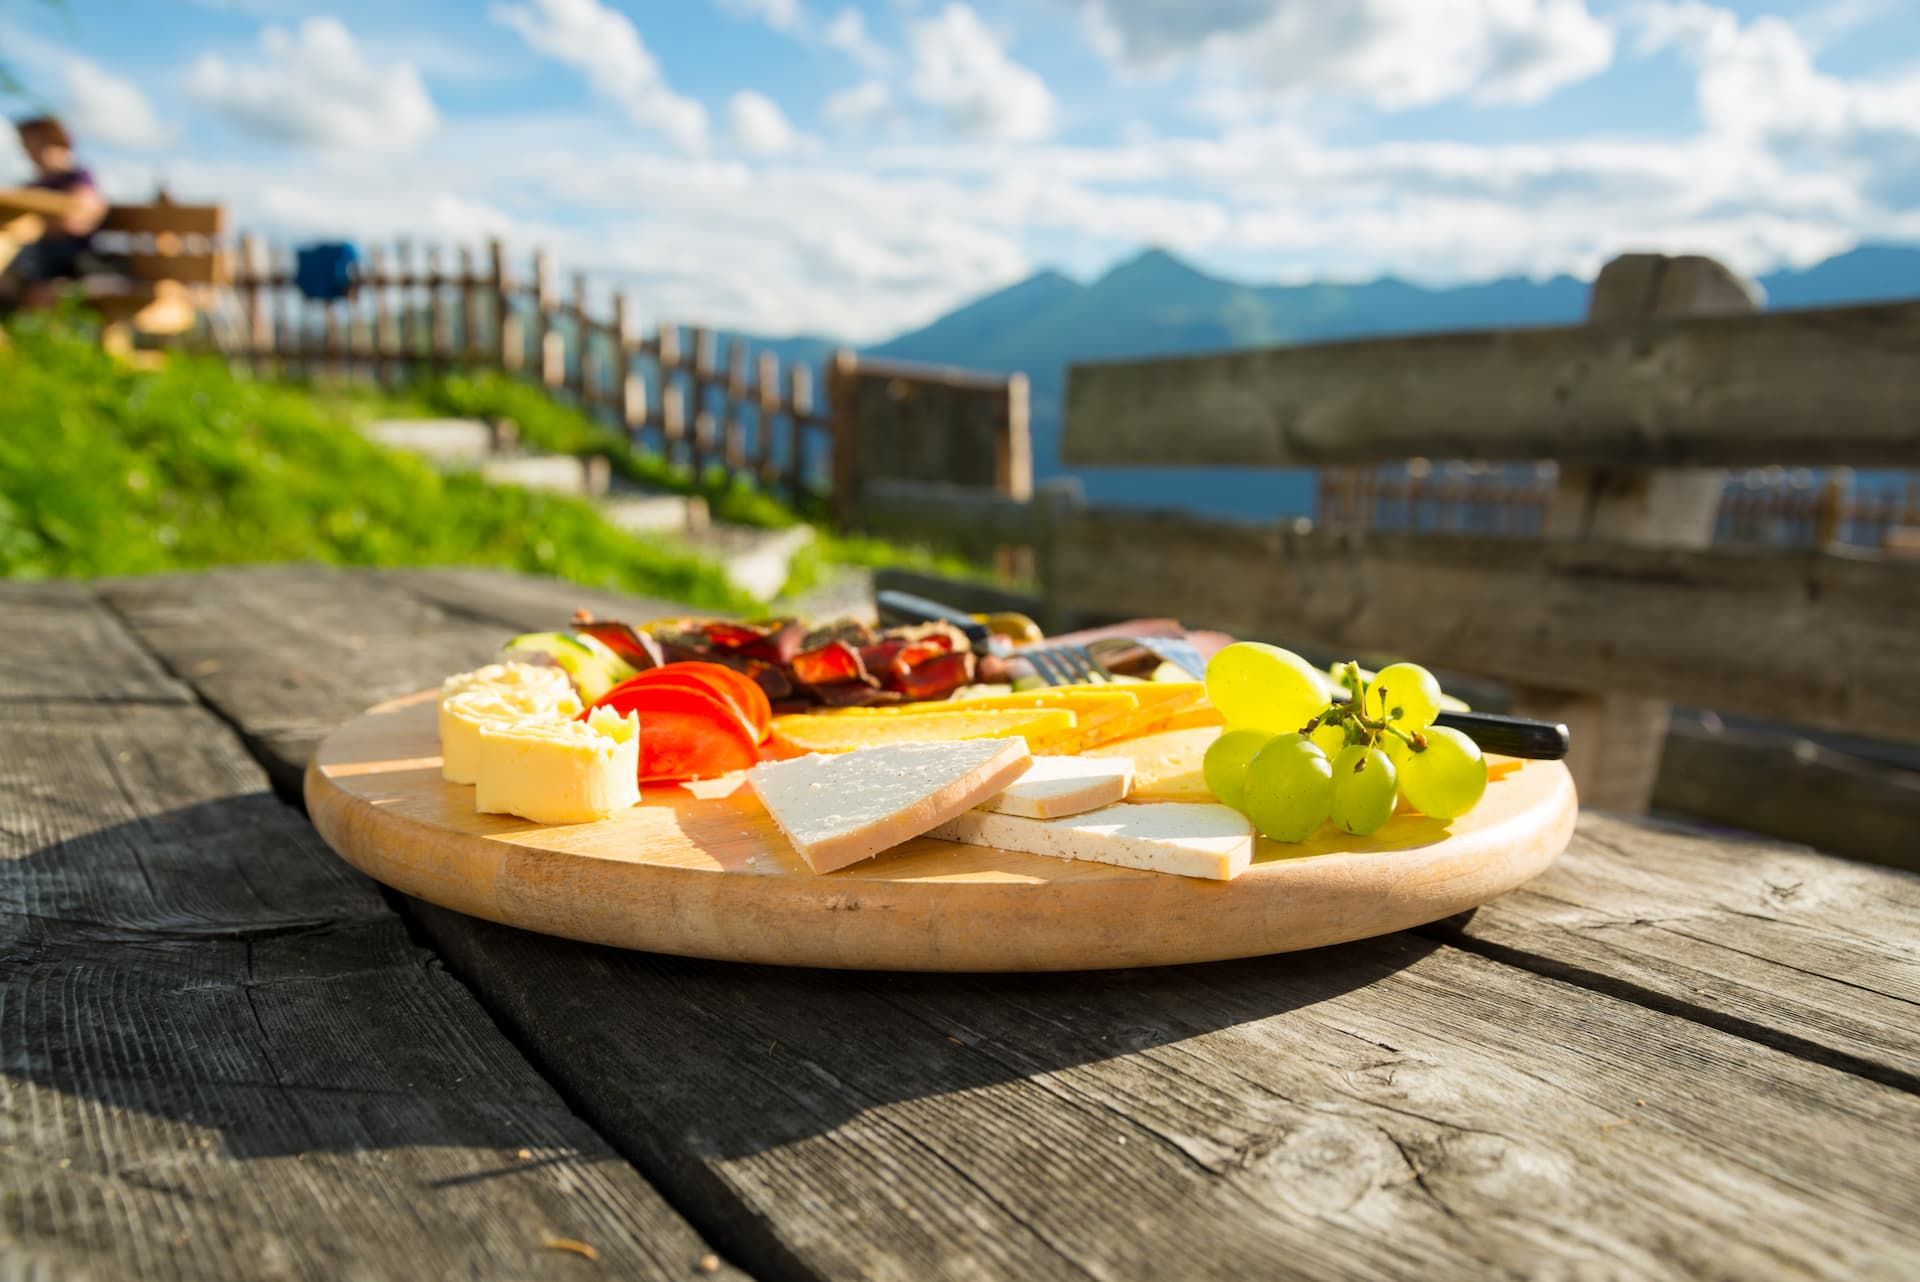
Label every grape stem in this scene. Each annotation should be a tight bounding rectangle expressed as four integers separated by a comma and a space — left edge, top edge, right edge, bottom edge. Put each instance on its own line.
1301, 700, 1428, 753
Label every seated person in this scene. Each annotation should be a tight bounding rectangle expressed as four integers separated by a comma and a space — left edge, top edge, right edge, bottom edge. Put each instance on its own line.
0, 115, 109, 311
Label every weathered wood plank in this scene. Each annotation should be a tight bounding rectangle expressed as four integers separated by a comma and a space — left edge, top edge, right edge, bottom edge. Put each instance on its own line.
417, 909, 1920, 1281
0, 580, 191, 706
1062, 298, 1920, 468
119, 566, 1920, 1281
1432, 812, 1920, 1089
97, 567, 506, 797
1652, 720, 1920, 874
382, 567, 690, 634
0, 590, 741, 1281
1049, 510, 1920, 745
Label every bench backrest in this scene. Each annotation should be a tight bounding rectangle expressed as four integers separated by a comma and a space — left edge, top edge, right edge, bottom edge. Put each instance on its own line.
98, 197, 229, 286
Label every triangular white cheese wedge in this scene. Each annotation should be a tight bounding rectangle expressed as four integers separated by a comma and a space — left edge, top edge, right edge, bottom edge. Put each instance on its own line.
980, 755, 1133, 819
748, 739, 1033, 873
930, 802, 1253, 881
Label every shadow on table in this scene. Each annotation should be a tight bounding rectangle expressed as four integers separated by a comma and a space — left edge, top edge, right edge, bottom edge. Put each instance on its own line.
413, 902, 1444, 1162
1, 794, 618, 1164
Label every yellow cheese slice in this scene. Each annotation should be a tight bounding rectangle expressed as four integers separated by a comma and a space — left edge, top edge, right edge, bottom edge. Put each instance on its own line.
439, 685, 584, 784
770, 708, 1076, 755
1083, 726, 1223, 803
1072, 682, 1208, 751
826, 689, 1140, 748
474, 706, 640, 825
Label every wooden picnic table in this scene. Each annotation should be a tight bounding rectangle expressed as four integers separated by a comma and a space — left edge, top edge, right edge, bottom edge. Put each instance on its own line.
5, 564, 1918, 1280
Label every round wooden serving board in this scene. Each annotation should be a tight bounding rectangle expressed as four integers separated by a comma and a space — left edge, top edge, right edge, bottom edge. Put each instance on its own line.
306, 690, 1577, 972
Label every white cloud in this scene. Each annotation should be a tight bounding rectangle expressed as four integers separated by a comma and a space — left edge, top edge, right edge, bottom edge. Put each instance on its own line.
729, 90, 806, 156
1079, 0, 1614, 111
491, 0, 708, 151
187, 18, 438, 152
719, 0, 808, 33
908, 4, 1056, 141
822, 79, 895, 130
825, 8, 891, 70
61, 59, 171, 150
1636, 2, 1920, 145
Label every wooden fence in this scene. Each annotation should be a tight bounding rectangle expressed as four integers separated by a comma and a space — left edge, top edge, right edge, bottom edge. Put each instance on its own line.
1315, 462, 1920, 550
858, 253, 1920, 828
218, 237, 1027, 515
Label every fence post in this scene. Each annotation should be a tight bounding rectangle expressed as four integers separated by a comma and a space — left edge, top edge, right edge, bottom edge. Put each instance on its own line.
785, 361, 813, 502
238, 234, 272, 378
691, 328, 716, 478
1813, 470, 1850, 548
571, 271, 593, 405
1514, 253, 1758, 813
489, 239, 519, 372
426, 246, 451, 368
724, 339, 749, 470
459, 246, 482, 362
658, 324, 684, 464
756, 350, 781, 487
614, 292, 644, 441
825, 349, 860, 531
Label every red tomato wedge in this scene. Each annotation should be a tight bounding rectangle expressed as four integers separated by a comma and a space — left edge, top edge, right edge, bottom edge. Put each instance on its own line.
605, 662, 772, 744
589, 682, 760, 782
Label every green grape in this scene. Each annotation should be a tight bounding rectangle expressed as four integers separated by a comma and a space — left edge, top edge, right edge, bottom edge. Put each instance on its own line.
1310, 720, 1347, 759
1202, 729, 1274, 813
1205, 642, 1329, 735
1241, 734, 1334, 842
1398, 725, 1487, 820
1329, 745, 1398, 836
1363, 662, 1442, 731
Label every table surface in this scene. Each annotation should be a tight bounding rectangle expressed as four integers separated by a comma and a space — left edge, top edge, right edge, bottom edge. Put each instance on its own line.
5, 565, 1917, 1282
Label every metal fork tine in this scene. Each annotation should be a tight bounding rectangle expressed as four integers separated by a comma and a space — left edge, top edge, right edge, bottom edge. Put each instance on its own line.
1063, 645, 1109, 684
1024, 648, 1065, 686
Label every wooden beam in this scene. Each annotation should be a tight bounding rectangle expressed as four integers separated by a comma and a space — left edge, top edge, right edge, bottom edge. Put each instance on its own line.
1517, 253, 1753, 812
1047, 509, 1920, 748
1062, 299, 1920, 469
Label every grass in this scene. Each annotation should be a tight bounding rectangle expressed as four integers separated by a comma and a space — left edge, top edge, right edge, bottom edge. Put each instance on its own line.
0, 314, 757, 611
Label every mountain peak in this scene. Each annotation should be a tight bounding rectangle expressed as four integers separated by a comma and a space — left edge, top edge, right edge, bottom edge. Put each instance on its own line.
1097, 246, 1213, 286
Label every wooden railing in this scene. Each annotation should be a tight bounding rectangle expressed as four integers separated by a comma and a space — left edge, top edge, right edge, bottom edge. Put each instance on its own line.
1315, 463, 1920, 550
218, 237, 1027, 516
860, 253, 1920, 824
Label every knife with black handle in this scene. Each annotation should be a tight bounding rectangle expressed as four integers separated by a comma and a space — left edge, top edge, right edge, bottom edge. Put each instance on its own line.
875, 589, 1570, 760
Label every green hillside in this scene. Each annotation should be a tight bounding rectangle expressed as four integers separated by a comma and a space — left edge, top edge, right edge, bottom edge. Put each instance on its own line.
0, 315, 755, 611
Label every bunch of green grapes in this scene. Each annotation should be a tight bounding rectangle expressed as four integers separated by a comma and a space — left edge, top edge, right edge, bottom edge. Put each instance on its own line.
1201, 643, 1487, 842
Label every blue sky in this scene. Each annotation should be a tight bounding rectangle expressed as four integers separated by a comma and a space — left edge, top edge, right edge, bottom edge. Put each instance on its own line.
4, 0, 1919, 339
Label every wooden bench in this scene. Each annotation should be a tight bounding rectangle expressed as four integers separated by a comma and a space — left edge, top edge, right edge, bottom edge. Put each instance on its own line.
87, 193, 228, 356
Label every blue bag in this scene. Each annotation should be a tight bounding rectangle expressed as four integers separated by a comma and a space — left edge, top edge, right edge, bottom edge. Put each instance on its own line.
294, 242, 360, 301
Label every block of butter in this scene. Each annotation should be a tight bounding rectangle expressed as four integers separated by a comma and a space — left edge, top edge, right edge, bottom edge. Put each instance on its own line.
441, 661, 576, 706
438, 685, 583, 784
475, 706, 640, 825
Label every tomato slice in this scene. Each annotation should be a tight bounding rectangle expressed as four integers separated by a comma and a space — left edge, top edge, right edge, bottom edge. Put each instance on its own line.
648, 662, 772, 743
606, 662, 772, 744
590, 682, 760, 782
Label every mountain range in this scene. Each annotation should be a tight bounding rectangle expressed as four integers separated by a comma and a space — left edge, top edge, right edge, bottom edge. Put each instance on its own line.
842, 244, 1920, 519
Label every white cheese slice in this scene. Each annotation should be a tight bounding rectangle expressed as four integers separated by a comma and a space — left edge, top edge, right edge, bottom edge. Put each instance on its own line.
440, 661, 575, 706
474, 706, 640, 825
980, 755, 1133, 819
930, 802, 1254, 881
748, 739, 1033, 874
438, 685, 583, 784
